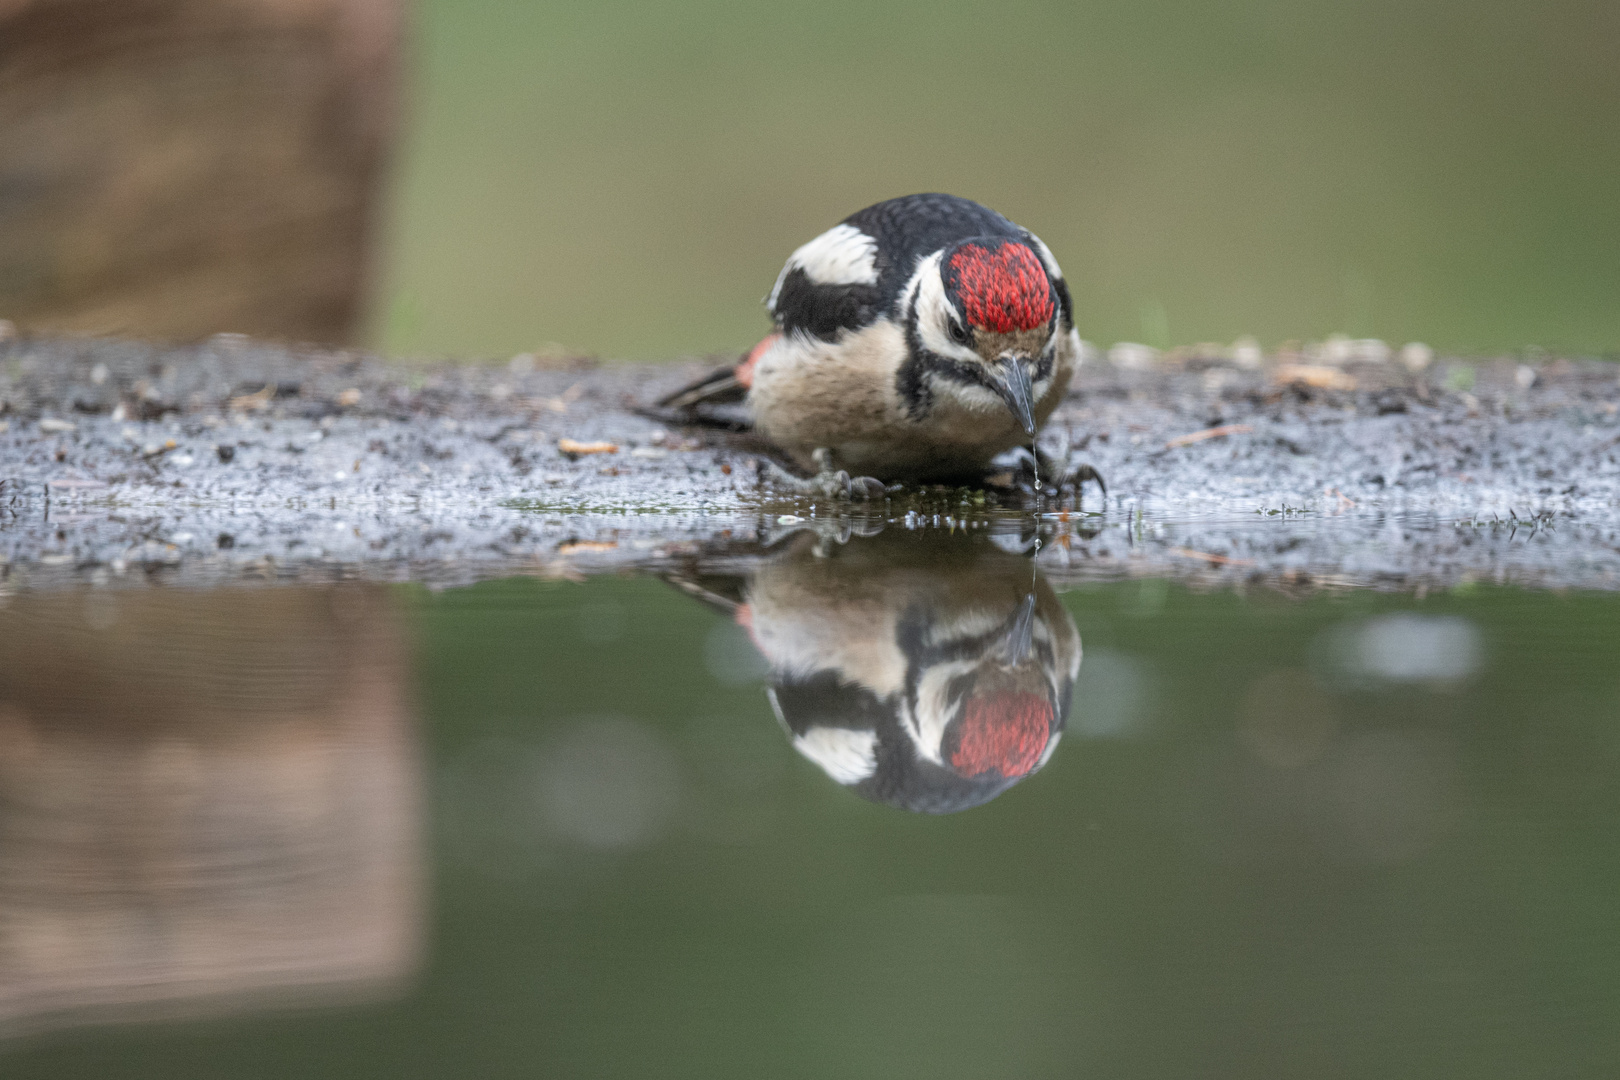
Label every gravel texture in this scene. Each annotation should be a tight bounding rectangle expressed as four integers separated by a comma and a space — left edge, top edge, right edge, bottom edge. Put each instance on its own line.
2, 332, 1619, 592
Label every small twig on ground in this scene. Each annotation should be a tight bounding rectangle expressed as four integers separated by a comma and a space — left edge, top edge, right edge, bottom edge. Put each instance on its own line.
1165, 423, 1254, 449
1170, 546, 1255, 567
1273, 365, 1357, 391
558, 438, 618, 459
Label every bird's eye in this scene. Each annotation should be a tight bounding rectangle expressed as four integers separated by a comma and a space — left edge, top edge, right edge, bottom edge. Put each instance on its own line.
947, 319, 969, 345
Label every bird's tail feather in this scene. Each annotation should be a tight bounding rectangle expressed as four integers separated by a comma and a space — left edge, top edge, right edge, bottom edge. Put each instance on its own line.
657, 364, 748, 410
657, 332, 779, 410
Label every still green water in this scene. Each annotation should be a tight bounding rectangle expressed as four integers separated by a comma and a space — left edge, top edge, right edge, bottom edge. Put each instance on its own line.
2, 532, 1619, 1077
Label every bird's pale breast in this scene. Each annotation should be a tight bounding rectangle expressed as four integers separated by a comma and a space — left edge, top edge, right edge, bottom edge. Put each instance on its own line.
751, 324, 1076, 480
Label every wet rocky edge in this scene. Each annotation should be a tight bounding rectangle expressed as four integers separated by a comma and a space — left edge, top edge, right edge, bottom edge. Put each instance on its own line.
1, 332, 1619, 593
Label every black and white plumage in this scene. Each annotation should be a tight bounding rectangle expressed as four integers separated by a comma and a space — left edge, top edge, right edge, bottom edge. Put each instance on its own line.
660, 193, 1085, 485
669, 530, 1081, 814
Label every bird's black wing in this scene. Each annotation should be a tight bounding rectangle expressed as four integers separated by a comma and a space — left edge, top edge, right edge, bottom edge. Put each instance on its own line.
769, 669, 891, 737
769, 270, 885, 342
770, 194, 1023, 342
846, 193, 1024, 300
656, 363, 749, 409
662, 572, 748, 615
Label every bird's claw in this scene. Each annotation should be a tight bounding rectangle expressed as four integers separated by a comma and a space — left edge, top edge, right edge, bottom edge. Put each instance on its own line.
753, 456, 886, 502
1030, 445, 1107, 501
1066, 462, 1107, 499
851, 476, 887, 500
813, 469, 885, 501
989, 445, 1107, 503
812, 468, 851, 499
809, 449, 884, 501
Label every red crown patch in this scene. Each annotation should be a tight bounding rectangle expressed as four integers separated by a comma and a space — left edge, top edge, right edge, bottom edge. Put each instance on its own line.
947, 243, 1054, 334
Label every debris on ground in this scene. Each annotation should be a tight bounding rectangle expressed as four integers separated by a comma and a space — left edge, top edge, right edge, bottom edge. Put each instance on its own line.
2, 332, 1619, 592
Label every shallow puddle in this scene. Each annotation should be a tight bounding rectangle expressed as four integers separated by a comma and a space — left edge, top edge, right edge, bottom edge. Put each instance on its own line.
1, 528, 1618, 1078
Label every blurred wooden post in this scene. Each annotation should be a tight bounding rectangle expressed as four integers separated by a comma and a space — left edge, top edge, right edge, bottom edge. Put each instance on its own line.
0, 0, 401, 344
0, 587, 422, 1037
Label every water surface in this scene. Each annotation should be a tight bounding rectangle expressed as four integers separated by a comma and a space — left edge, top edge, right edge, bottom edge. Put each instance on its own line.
2, 529, 1618, 1077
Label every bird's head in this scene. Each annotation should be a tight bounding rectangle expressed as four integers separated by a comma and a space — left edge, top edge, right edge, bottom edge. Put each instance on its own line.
906, 593, 1063, 787
904, 237, 1061, 435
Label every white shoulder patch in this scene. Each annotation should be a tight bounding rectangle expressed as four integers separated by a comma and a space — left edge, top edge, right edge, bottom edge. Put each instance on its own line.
792, 726, 879, 785
768, 223, 879, 312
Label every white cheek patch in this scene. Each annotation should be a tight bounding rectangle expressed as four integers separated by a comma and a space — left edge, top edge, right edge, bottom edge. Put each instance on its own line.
901, 658, 979, 765
903, 251, 980, 365
768, 223, 879, 310
938, 381, 1006, 415
1026, 326, 1072, 396
1058, 326, 1084, 369
792, 726, 879, 785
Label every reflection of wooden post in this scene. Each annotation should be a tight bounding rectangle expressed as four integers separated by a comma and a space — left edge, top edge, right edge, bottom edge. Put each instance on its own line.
0, 586, 422, 1037
0, 0, 401, 344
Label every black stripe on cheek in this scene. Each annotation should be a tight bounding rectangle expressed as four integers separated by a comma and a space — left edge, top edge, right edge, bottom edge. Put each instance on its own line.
1053, 278, 1074, 331
896, 310, 934, 420
898, 309, 1005, 422
1034, 345, 1054, 384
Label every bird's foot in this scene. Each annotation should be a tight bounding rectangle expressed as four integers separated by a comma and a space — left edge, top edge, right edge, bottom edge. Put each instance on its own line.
987, 446, 1108, 504
754, 450, 885, 501
1063, 461, 1108, 500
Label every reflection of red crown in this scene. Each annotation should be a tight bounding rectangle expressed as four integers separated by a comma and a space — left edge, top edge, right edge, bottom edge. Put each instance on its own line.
948, 244, 1054, 333
950, 691, 1052, 778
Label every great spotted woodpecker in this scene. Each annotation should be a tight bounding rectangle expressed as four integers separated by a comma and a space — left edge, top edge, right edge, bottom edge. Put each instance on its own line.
659, 193, 1101, 499
669, 529, 1080, 813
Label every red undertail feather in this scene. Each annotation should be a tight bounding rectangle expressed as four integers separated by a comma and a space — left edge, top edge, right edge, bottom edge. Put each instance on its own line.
657, 332, 780, 410
734, 332, 778, 390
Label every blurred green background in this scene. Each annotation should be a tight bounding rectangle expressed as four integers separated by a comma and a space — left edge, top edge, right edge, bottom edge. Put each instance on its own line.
371, 0, 1620, 361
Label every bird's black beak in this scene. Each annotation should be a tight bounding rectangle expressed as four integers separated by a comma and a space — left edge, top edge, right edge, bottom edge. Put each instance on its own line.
994, 355, 1037, 436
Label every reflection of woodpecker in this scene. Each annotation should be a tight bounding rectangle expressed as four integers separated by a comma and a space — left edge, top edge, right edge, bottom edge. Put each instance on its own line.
671, 530, 1081, 813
